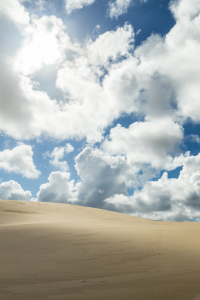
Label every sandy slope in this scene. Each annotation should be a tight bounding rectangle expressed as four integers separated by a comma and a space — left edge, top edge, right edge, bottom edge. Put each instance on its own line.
0, 200, 200, 300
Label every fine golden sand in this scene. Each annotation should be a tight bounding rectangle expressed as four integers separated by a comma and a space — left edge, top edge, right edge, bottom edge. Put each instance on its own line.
1, 200, 200, 300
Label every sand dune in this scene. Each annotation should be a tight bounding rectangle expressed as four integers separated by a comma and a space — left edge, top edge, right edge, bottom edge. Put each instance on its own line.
1, 200, 200, 300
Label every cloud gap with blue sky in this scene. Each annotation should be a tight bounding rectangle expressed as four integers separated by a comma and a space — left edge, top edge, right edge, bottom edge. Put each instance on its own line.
0, 0, 200, 221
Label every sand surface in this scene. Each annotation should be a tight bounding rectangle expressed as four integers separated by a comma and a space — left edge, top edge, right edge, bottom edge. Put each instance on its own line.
0, 200, 200, 300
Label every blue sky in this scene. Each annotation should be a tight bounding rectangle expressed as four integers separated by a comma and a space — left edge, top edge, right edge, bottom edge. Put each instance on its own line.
0, 0, 200, 221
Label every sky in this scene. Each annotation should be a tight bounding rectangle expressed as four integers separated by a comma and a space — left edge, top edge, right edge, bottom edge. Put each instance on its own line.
0, 0, 200, 221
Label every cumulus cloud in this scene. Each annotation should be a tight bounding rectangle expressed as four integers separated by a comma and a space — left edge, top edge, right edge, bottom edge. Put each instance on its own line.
36, 0, 46, 11
133, 1, 200, 123
2, 0, 200, 221
44, 143, 74, 171
102, 118, 183, 169
65, 0, 95, 14
0, 6, 136, 143
74, 147, 136, 208
35, 146, 200, 221
0, 180, 31, 201
0, 144, 40, 179
56, 24, 135, 143
35, 172, 77, 203
109, 0, 132, 18
169, 0, 200, 21
56, 23, 135, 101
0, 61, 33, 139
86, 23, 134, 67
14, 15, 74, 76
36, 147, 135, 208
104, 153, 200, 221
0, 9, 77, 141
109, 0, 148, 19
188, 134, 200, 144
0, 0, 29, 26
1, 0, 200, 145
73, 142, 191, 220
0, 4, 33, 139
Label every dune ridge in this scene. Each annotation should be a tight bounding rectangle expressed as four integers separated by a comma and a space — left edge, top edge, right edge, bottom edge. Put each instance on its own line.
0, 199, 200, 300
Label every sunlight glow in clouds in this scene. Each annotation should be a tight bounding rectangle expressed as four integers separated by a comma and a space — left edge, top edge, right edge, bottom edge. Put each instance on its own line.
14, 15, 72, 75
0, 0, 200, 221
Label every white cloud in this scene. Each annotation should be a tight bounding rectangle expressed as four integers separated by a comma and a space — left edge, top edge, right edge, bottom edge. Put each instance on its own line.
86, 23, 134, 66
102, 118, 183, 169
65, 0, 95, 14
0, 144, 40, 179
44, 143, 74, 171
169, 0, 200, 21
35, 147, 137, 207
14, 15, 73, 75
109, 0, 132, 18
35, 147, 200, 221
0, 8, 137, 143
36, 0, 46, 11
0, 10, 78, 141
74, 147, 136, 208
1, 0, 200, 145
73, 146, 190, 215
0, 180, 31, 201
56, 23, 134, 91
0, 0, 29, 26
0, 2, 33, 139
104, 153, 200, 221
109, 0, 148, 19
35, 172, 77, 203
56, 24, 135, 143
2, 0, 200, 221
188, 134, 200, 144
133, 2, 200, 124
